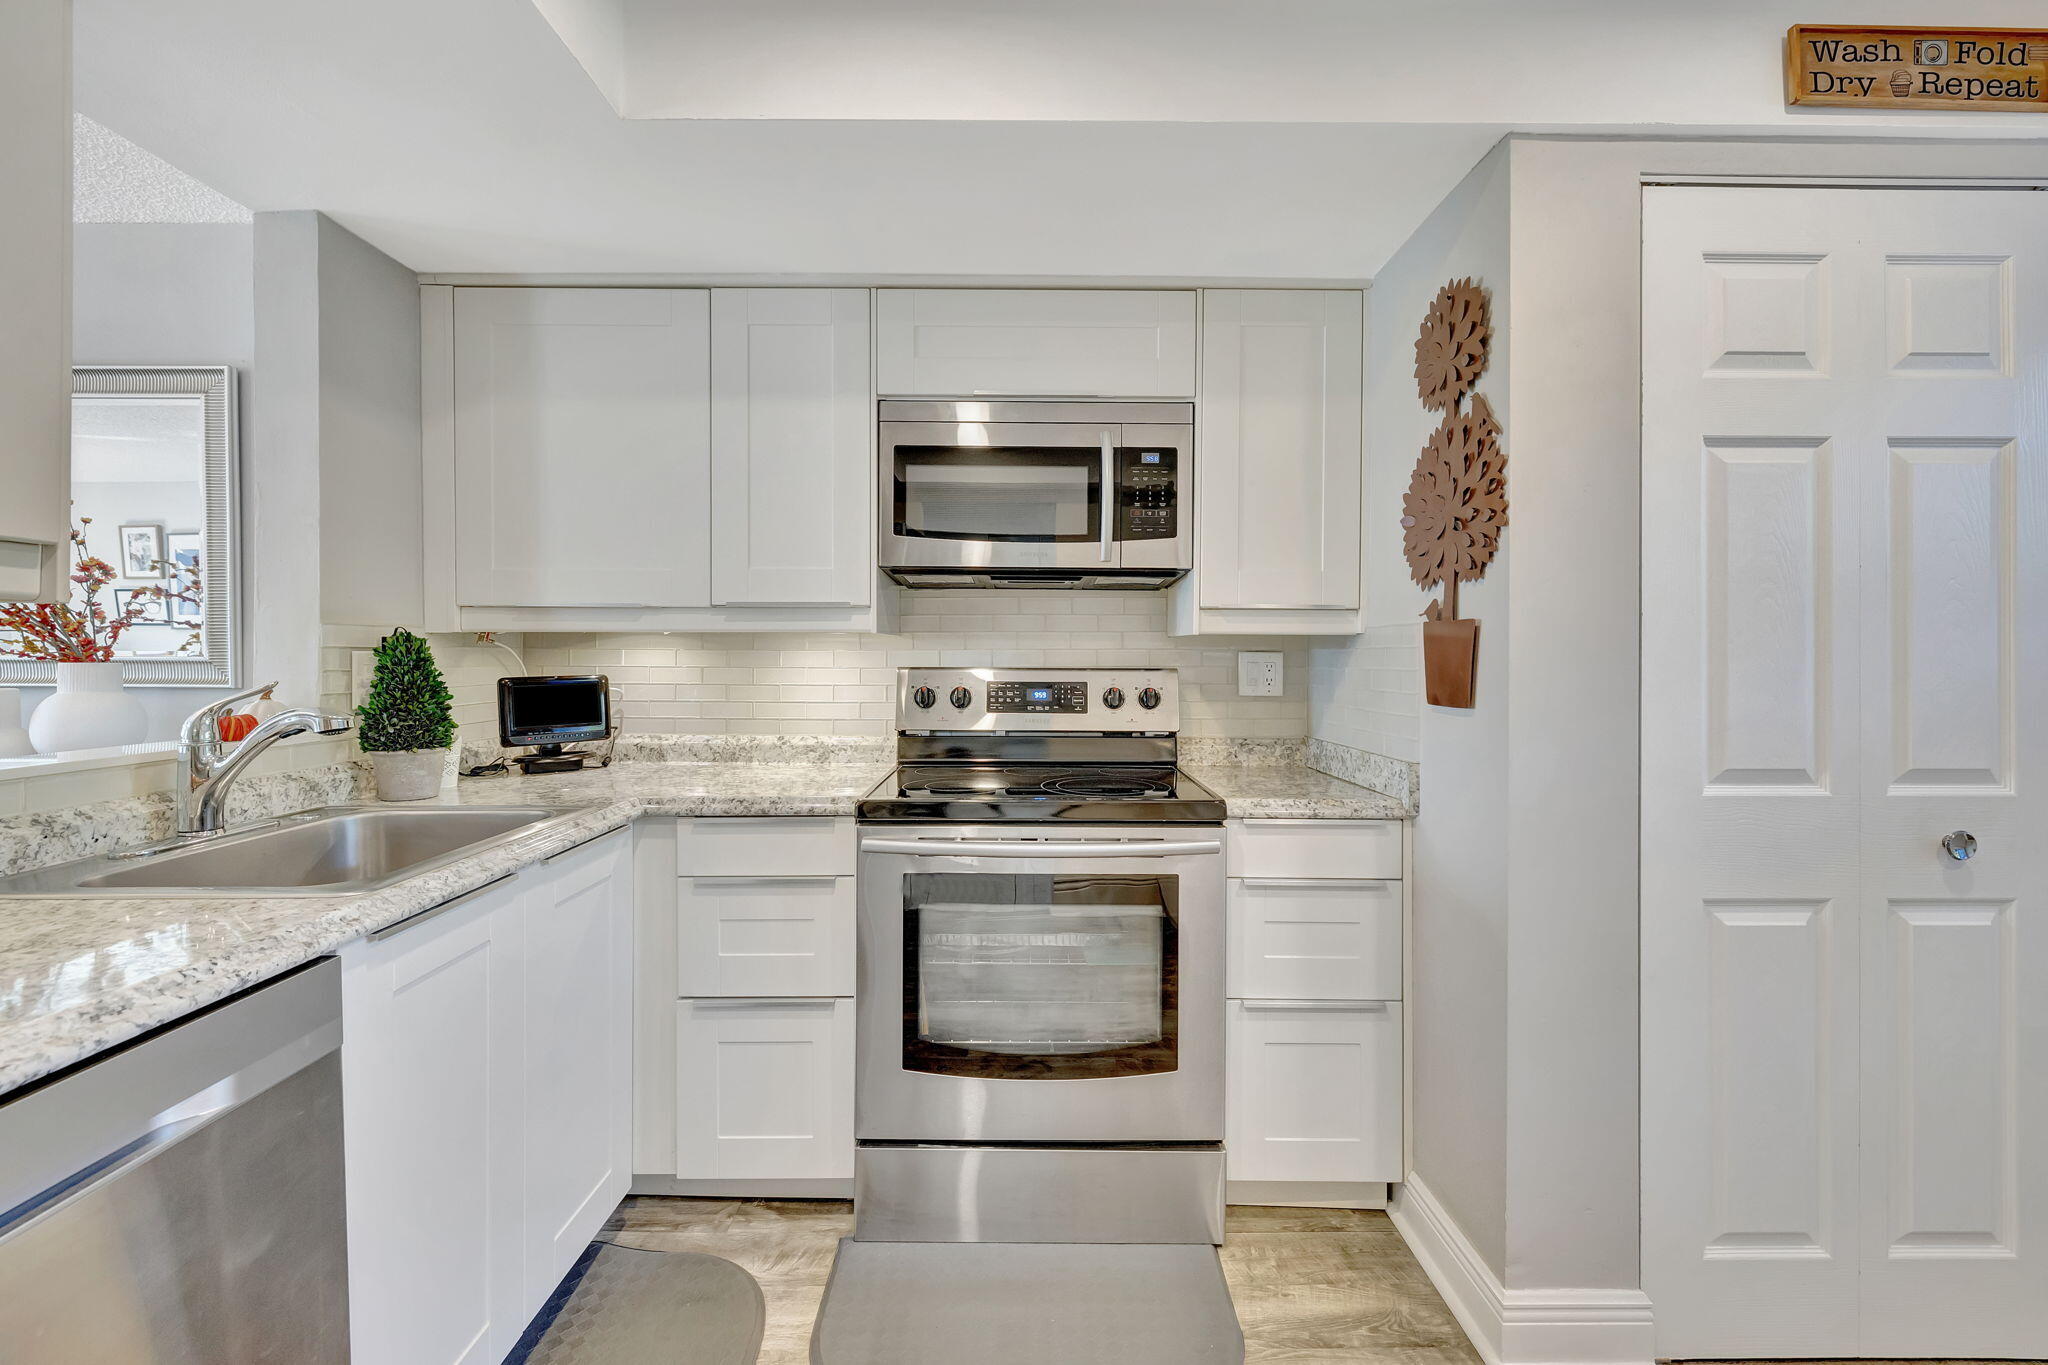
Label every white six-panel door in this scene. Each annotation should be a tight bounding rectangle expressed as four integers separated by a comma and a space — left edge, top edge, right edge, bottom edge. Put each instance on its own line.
1642, 186, 2046, 1357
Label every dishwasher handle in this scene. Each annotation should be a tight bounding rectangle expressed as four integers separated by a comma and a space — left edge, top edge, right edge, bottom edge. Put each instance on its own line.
860, 836, 1222, 858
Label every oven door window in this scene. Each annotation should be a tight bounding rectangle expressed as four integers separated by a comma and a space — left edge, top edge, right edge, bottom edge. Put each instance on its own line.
903, 872, 1178, 1080
894, 447, 1101, 543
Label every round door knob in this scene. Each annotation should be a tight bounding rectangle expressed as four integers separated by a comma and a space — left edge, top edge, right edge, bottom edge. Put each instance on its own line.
1102, 687, 1126, 709
1137, 686, 1162, 710
911, 686, 937, 710
949, 686, 973, 710
1942, 830, 1978, 862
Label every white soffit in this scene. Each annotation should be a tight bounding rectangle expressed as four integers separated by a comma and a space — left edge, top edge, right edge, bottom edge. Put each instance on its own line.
74, 114, 250, 224
558, 0, 2048, 129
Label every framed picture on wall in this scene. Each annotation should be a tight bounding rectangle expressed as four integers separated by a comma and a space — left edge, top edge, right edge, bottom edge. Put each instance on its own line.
113, 587, 170, 623
166, 531, 202, 574
118, 523, 165, 577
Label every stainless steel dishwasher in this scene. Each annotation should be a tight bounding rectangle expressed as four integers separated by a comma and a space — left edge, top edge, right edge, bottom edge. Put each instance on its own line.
0, 957, 349, 1362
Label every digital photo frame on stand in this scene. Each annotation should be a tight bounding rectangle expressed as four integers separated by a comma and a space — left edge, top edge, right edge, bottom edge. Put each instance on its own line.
497, 674, 618, 774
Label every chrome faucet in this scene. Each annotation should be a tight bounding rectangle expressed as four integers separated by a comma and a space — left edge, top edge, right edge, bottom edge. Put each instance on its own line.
177, 682, 354, 837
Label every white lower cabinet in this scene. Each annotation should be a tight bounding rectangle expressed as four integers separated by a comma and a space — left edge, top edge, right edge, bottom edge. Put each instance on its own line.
677, 876, 855, 997
341, 830, 632, 1365
674, 998, 855, 1180
1227, 1000, 1403, 1184
1223, 817, 1406, 1202
516, 835, 634, 1305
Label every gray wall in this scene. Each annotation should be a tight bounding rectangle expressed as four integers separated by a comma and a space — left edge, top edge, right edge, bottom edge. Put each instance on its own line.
17, 222, 256, 739
252, 210, 423, 720
1336, 145, 1513, 1277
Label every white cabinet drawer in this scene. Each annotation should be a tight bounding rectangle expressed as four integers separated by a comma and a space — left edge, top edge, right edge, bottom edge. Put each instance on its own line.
677, 817, 854, 877
1226, 999, 1401, 1185
674, 998, 854, 1181
678, 876, 854, 997
1229, 879, 1401, 1001
1226, 819, 1402, 881
874, 289, 1197, 398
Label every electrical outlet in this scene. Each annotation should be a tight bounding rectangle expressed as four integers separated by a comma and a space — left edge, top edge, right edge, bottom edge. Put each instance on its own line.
349, 650, 377, 709
1237, 651, 1284, 697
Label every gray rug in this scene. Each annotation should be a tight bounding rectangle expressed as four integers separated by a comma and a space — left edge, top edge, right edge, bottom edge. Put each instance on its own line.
507, 1241, 765, 1364
811, 1239, 1244, 1364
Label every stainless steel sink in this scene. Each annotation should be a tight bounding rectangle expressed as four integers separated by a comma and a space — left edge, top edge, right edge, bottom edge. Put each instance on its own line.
0, 805, 569, 897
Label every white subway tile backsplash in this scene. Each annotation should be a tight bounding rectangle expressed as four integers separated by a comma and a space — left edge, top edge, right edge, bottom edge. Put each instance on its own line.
523, 588, 1311, 738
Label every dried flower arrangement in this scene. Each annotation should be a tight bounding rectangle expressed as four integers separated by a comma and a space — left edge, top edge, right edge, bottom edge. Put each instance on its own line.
0, 519, 202, 662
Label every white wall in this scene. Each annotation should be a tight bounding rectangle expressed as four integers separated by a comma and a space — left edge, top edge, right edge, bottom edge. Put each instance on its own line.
525, 589, 1311, 738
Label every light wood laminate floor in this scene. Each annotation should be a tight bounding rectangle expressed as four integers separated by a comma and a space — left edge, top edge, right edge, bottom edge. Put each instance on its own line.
603, 1198, 1483, 1365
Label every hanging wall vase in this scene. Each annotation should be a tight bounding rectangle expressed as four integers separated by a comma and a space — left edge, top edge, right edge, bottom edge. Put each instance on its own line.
1422, 614, 1481, 709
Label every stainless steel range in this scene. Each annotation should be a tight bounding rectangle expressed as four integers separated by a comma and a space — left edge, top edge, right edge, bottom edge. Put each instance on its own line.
853, 668, 1226, 1245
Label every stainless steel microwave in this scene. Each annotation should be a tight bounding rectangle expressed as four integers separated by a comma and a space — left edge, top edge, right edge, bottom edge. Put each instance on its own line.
879, 400, 1192, 590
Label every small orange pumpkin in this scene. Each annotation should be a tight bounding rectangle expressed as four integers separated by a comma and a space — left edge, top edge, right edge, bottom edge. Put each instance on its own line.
217, 712, 259, 743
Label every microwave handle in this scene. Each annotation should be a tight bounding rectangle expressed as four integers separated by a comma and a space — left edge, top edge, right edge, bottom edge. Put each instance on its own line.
1099, 431, 1115, 562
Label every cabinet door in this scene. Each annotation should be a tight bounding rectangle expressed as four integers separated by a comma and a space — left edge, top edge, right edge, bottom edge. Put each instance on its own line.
875, 289, 1196, 397
674, 998, 854, 1180
1226, 999, 1400, 1184
342, 876, 528, 1365
519, 833, 633, 1306
453, 288, 710, 607
1197, 290, 1362, 609
711, 289, 872, 606
1229, 879, 1402, 1001
678, 876, 855, 997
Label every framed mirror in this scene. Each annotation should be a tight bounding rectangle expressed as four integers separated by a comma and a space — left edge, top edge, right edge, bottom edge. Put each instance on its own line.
0, 367, 239, 687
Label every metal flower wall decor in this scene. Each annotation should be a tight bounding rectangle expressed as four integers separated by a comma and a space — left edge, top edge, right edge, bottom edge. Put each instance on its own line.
1403, 278, 1505, 708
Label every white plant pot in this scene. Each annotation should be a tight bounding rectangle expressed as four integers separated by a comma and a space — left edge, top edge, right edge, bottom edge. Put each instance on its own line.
370, 747, 450, 802
28, 662, 149, 755
0, 689, 33, 758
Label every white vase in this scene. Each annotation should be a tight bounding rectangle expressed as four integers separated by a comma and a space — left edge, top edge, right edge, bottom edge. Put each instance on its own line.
0, 689, 32, 758
370, 747, 450, 802
28, 662, 149, 754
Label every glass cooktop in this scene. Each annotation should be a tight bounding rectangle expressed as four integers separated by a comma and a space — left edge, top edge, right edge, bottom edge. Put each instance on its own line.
859, 764, 1225, 824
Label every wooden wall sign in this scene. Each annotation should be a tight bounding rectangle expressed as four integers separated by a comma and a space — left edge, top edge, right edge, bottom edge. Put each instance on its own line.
1404, 279, 1504, 711
1787, 26, 2048, 110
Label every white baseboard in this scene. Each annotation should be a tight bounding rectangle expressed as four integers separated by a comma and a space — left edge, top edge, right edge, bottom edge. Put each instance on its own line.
629, 1175, 853, 1199
1227, 1180, 1389, 1210
1389, 1175, 1655, 1365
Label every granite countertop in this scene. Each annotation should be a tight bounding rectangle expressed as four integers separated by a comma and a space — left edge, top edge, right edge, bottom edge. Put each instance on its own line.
0, 760, 890, 1098
1182, 762, 1415, 821
0, 749, 1408, 1098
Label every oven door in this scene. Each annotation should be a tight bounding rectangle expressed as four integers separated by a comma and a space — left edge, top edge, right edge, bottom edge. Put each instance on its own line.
855, 824, 1224, 1143
880, 421, 1121, 570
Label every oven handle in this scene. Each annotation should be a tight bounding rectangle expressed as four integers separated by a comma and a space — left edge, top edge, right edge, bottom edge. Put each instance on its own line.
1098, 430, 1115, 562
860, 837, 1222, 858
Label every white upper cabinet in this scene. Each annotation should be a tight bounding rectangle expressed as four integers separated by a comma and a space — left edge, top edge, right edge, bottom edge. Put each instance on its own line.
452, 288, 711, 608
0, 4, 71, 602
711, 289, 872, 606
876, 290, 1196, 397
1185, 290, 1362, 625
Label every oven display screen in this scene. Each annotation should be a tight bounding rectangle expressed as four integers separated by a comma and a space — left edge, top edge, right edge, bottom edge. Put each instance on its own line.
987, 681, 1088, 714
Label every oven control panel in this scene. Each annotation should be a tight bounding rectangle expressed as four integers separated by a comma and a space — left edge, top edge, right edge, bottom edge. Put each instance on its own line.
897, 668, 1179, 732
987, 680, 1089, 714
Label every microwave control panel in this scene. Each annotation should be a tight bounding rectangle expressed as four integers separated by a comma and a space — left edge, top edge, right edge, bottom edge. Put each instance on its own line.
1116, 448, 1179, 541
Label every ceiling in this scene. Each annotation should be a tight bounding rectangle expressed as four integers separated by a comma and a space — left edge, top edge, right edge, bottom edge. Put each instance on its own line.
72, 0, 2048, 279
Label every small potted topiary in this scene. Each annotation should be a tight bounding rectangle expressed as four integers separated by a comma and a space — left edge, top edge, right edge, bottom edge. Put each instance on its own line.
357, 628, 456, 801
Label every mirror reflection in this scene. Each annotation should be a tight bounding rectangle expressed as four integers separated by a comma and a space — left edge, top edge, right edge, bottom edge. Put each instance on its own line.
72, 393, 208, 658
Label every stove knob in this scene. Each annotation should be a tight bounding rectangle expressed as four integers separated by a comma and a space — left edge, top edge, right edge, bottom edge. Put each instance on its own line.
911, 685, 937, 710
1101, 686, 1126, 710
949, 686, 973, 710
1137, 686, 1163, 710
